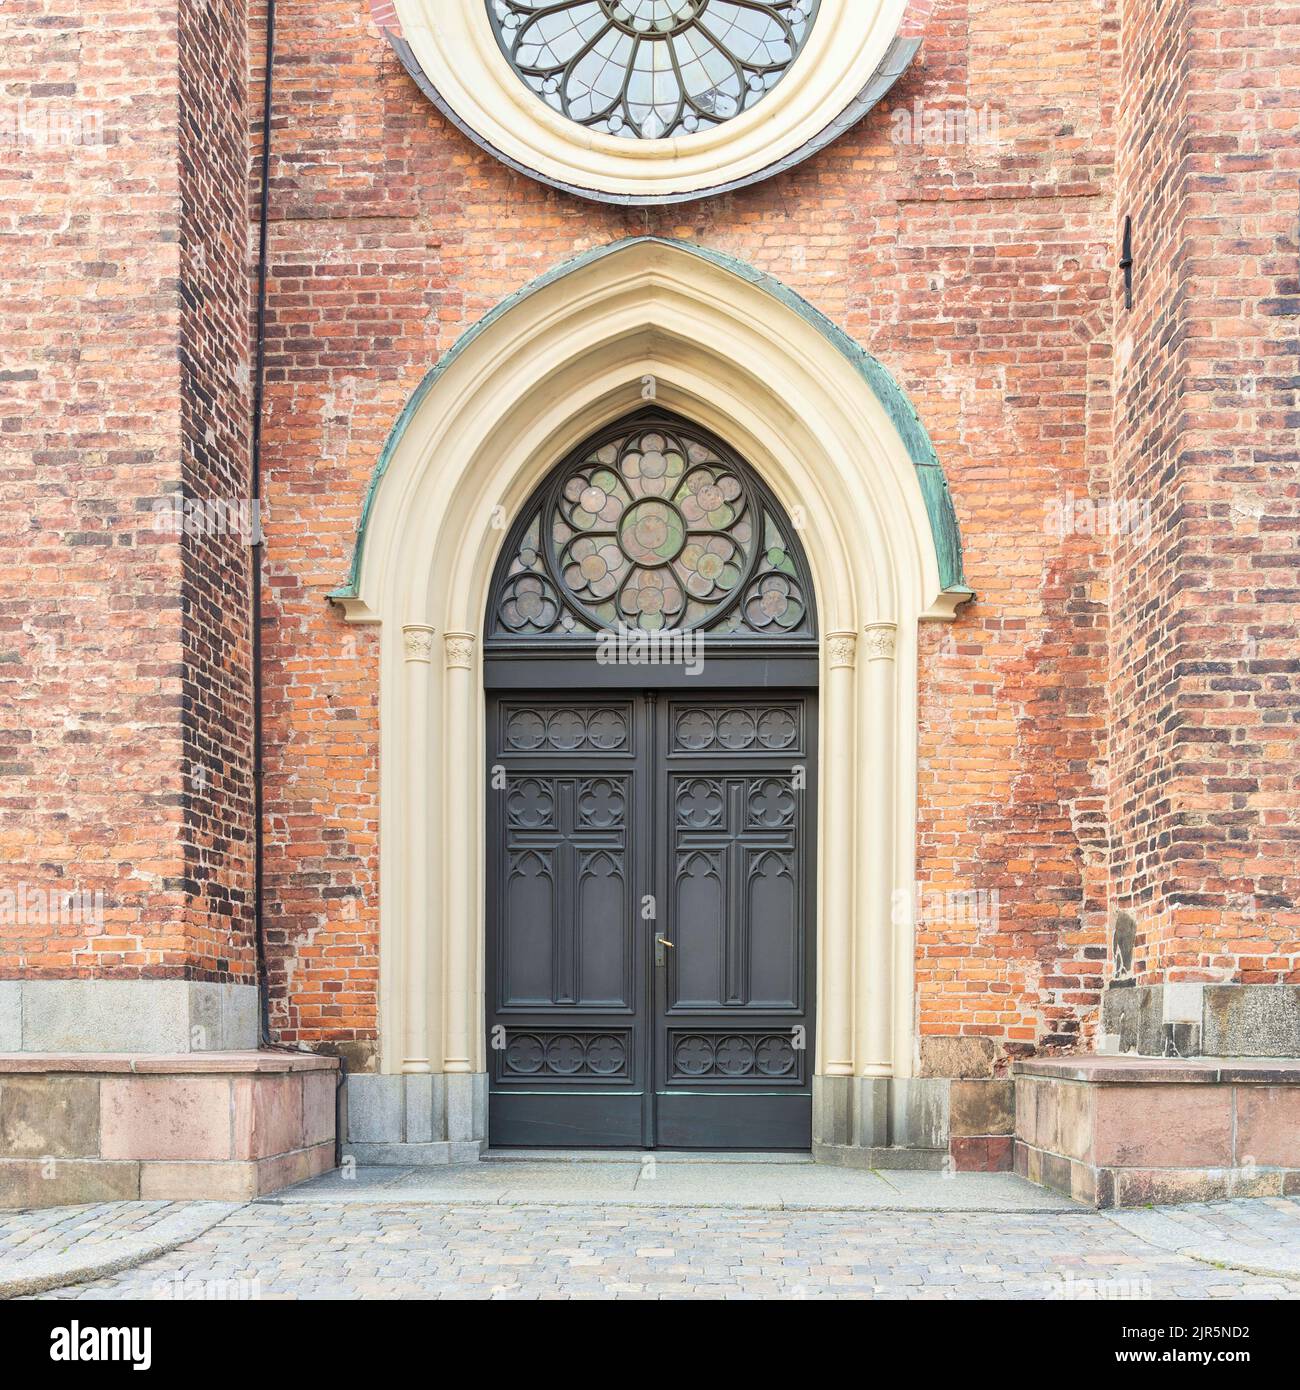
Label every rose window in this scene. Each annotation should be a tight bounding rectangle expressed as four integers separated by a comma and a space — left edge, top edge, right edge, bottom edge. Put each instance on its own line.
487, 0, 820, 140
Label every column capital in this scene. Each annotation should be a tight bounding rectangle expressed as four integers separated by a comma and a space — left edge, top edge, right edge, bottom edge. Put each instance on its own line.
861, 622, 898, 662
402, 623, 436, 663
443, 631, 476, 671
825, 630, 857, 670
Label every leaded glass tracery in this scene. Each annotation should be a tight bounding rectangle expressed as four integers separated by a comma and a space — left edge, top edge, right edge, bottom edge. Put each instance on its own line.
487, 1, 820, 141
490, 415, 815, 640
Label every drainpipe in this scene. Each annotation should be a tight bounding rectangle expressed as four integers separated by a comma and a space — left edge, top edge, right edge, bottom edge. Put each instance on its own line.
248, 3, 348, 1163
251, 0, 276, 1048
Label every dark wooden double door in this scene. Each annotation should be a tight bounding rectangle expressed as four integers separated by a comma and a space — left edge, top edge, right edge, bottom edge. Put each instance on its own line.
487, 691, 816, 1150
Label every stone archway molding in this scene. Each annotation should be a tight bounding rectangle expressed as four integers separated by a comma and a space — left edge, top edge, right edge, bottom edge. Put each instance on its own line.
330, 236, 971, 1158
375, 0, 919, 205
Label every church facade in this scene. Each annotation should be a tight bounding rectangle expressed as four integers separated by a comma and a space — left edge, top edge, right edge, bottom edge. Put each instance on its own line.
2, 0, 1297, 1208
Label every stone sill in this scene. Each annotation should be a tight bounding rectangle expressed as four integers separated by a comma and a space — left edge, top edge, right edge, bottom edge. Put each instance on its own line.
0, 1050, 338, 1075
1014, 1057, 1300, 1086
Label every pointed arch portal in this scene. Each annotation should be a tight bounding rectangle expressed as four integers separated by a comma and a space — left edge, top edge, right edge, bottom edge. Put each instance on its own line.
331, 236, 970, 1153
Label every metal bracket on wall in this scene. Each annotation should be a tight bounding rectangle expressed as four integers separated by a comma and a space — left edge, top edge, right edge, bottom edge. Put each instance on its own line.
1120, 215, 1134, 310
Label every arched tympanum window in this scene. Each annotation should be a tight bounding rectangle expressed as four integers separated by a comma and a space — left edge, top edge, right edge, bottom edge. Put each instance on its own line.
487, 412, 817, 645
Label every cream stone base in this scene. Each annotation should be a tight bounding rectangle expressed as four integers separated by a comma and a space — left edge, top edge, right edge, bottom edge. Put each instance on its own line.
0, 1052, 337, 1209
343, 1072, 487, 1166
813, 1074, 1015, 1172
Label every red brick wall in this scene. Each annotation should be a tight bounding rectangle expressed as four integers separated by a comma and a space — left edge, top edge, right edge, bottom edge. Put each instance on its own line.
1108, 0, 1300, 989
252, 0, 1121, 1063
899, 0, 1120, 1057
0, 0, 253, 984
177, 0, 257, 982
7, 0, 1293, 1067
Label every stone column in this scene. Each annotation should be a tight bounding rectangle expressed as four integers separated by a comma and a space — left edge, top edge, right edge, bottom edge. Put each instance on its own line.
441, 632, 476, 1075
400, 624, 436, 1074
821, 631, 857, 1077
857, 622, 897, 1076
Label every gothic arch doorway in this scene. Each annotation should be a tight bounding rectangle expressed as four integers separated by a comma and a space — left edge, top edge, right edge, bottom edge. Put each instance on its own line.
483, 411, 819, 1148
331, 236, 971, 1161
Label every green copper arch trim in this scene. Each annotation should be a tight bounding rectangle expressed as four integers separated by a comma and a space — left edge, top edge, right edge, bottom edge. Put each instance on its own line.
329, 236, 969, 604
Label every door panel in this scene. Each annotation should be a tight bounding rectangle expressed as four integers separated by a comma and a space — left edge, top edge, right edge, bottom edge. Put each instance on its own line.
502, 846, 555, 1005
487, 699, 647, 1147
653, 697, 815, 1149
665, 777, 801, 1011
487, 690, 815, 1150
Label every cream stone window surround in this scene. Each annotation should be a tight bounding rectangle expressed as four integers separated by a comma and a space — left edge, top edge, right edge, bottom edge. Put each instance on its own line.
387, 0, 915, 202
330, 237, 971, 1087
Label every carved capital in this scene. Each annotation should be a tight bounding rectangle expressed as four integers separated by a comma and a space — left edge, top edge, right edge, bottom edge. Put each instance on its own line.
861, 623, 898, 662
825, 631, 857, 671
443, 631, 476, 671
402, 624, 435, 663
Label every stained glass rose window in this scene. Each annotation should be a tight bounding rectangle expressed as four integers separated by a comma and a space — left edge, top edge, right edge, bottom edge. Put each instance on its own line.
491, 416, 814, 638
487, 0, 820, 141
392, 2, 915, 204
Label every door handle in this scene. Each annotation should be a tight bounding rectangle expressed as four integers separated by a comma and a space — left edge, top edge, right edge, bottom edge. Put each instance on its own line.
655, 935, 674, 967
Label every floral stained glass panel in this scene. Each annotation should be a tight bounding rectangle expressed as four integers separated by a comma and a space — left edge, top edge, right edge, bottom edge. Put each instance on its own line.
491, 417, 814, 639
487, 1, 820, 141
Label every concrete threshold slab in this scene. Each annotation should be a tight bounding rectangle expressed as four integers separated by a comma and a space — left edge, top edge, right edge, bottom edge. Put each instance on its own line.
480, 1149, 815, 1164
268, 1160, 1082, 1213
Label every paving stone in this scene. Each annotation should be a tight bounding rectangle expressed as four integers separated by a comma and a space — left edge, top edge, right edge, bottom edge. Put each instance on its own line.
4, 1192, 1296, 1301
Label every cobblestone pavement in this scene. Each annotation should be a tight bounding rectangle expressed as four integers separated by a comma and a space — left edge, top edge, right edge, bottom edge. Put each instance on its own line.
27, 1197, 1300, 1300
1, 1201, 179, 1262
0, 1200, 238, 1298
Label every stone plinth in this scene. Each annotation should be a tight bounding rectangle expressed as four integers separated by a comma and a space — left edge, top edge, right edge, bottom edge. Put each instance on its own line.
0, 1052, 338, 1208
1014, 1057, 1300, 1208
344, 1072, 486, 1164
812, 1074, 1015, 1171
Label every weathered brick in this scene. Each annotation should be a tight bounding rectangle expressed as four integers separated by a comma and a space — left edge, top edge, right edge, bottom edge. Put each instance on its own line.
1, 0, 1294, 1070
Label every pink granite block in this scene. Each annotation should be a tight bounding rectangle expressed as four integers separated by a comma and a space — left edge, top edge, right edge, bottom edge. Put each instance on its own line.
1093, 1084, 1233, 1168
253, 1141, 335, 1196
100, 1076, 232, 1161
1069, 1156, 1098, 1206
1234, 1086, 1300, 1168
1013, 1077, 1038, 1143
302, 1070, 336, 1149
0, 1052, 339, 1075
950, 1135, 1013, 1172
232, 1074, 303, 1160
1034, 1075, 1059, 1150
1054, 1081, 1095, 1162
1, 1158, 140, 1208
140, 1161, 259, 1202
